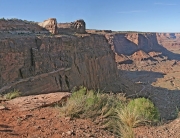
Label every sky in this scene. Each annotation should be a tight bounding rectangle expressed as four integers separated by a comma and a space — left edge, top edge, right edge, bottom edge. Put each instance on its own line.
0, 0, 180, 32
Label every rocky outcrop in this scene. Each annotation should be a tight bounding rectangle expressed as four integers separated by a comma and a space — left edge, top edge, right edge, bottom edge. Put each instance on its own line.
58, 19, 86, 34
0, 34, 118, 95
38, 18, 58, 34
0, 18, 43, 32
71, 19, 86, 33
125, 33, 139, 45
130, 50, 151, 61
6, 92, 71, 111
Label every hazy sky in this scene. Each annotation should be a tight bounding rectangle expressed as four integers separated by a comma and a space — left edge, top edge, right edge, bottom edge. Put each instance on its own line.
0, 0, 179, 32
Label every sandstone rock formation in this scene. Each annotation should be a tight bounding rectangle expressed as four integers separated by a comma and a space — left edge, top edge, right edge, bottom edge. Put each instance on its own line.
0, 34, 118, 95
71, 19, 86, 33
38, 18, 58, 34
58, 19, 86, 34
125, 33, 139, 45
106, 33, 180, 60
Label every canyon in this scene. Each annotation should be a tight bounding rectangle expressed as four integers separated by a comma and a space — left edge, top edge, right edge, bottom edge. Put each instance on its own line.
0, 18, 180, 120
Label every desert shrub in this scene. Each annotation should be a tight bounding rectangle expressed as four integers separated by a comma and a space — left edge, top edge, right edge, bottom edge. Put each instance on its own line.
4, 90, 21, 100
117, 105, 142, 128
127, 97, 159, 123
115, 97, 159, 137
59, 87, 159, 137
59, 86, 126, 131
118, 124, 135, 138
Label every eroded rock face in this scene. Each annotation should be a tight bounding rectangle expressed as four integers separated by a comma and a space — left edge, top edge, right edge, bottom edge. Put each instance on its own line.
38, 18, 58, 34
0, 34, 118, 95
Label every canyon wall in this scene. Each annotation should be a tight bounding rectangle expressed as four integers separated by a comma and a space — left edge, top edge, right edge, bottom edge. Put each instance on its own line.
105, 33, 180, 62
0, 34, 118, 95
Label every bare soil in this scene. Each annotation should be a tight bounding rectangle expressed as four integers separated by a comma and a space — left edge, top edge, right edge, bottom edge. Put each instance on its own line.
134, 118, 180, 138
0, 92, 180, 138
0, 105, 114, 138
0, 93, 114, 138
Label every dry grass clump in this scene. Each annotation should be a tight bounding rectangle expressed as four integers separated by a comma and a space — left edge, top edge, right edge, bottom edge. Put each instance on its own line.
59, 86, 160, 137
116, 97, 159, 137
3, 90, 21, 100
59, 86, 126, 133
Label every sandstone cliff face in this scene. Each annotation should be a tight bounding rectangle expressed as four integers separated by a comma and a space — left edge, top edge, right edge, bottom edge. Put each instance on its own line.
0, 34, 118, 95
106, 33, 180, 61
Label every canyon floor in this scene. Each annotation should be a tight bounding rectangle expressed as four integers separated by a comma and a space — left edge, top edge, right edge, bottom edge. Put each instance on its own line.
0, 91, 180, 138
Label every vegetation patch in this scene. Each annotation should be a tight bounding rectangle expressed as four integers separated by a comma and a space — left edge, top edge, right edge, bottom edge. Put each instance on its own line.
59, 86, 160, 137
3, 90, 21, 100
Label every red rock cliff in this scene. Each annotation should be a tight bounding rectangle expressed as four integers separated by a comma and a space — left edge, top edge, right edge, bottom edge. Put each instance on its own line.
0, 34, 118, 95
106, 33, 180, 60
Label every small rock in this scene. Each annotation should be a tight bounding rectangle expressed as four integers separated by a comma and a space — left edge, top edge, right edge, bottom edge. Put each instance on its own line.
62, 132, 65, 136
0, 105, 6, 110
66, 131, 72, 136
65, 117, 71, 121
66, 130, 75, 136
85, 133, 94, 137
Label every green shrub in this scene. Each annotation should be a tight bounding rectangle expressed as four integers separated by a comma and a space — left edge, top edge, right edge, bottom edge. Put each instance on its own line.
59, 86, 126, 131
127, 97, 159, 123
115, 98, 159, 137
59, 87, 159, 137
4, 90, 21, 100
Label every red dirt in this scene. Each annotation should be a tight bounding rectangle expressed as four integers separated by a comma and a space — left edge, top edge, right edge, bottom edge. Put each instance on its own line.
0, 106, 114, 138
134, 118, 180, 138
0, 92, 114, 138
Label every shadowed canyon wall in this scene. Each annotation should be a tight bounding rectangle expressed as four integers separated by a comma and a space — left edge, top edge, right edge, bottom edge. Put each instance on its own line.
105, 33, 180, 62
